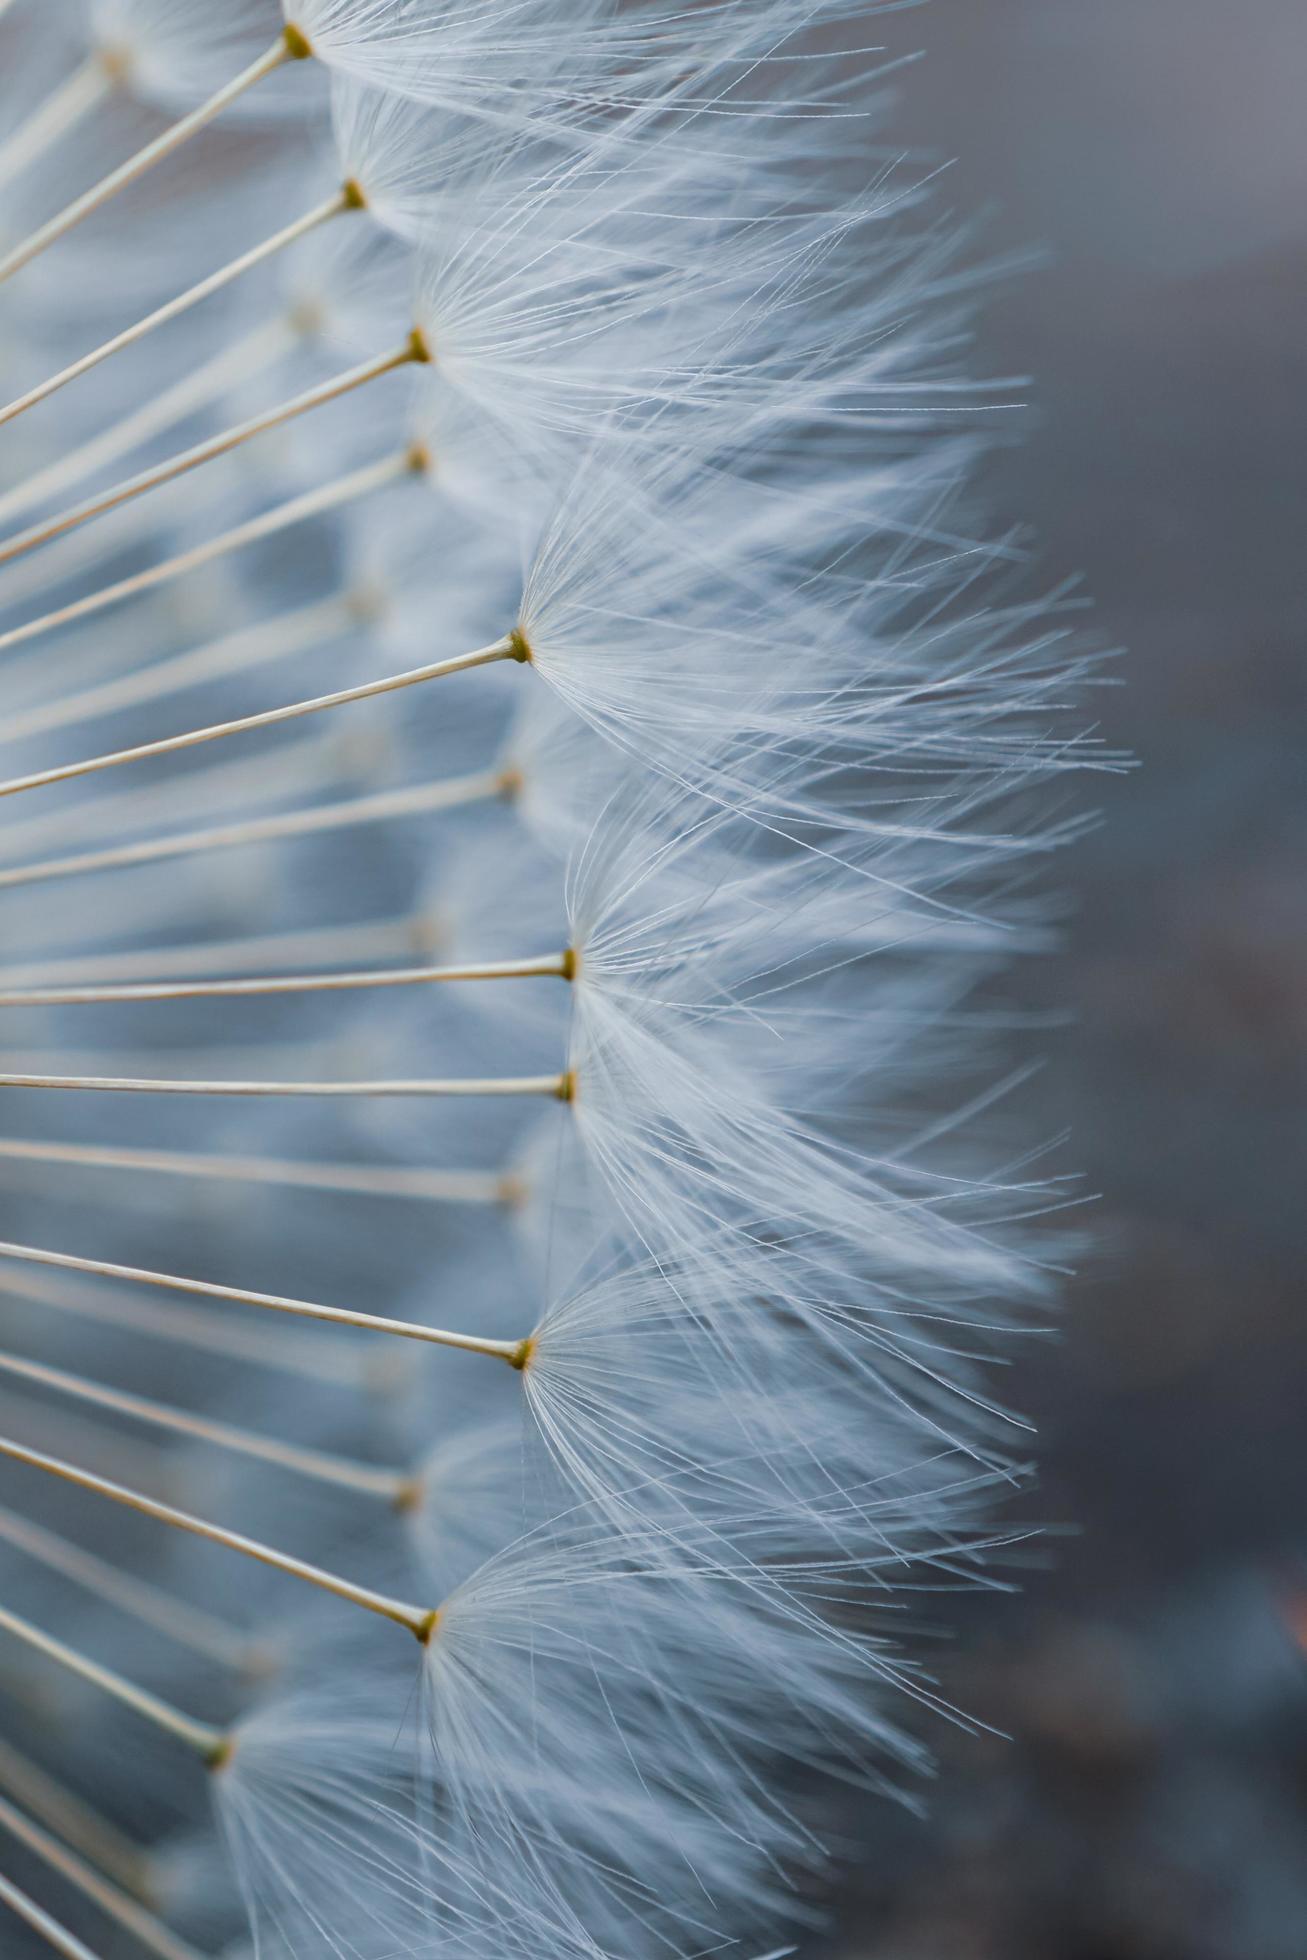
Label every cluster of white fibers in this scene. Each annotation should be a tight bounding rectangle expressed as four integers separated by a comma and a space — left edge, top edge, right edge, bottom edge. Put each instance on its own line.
0, 3, 1097, 1957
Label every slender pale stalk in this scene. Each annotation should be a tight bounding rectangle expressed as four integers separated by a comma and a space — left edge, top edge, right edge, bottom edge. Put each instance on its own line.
0, 315, 297, 527
0, 1740, 152, 1904
0, 1793, 205, 1960
0, 726, 341, 866
0, 1351, 407, 1501
0, 1241, 532, 1364
0, 1069, 569, 1099
0, 592, 360, 747
0, 951, 572, 1006
0, 189, 358, 430
0, 914, 433, 989
0, 1438, 439, 1641
0, 769, 510, 891
0, 644, 514, 800
0, 33, 305, 285
0, 1504, 254, 1672
0, 448, 423, 656
0, 1384, 177, 1509
0, 1869, 101, 1960
0, 56, 115, 193
0, 1035, 359, 1083
0, 1599, 226, 1761
0, 1268, 365, 1391
0, 337, 428, 568
0, 1137, 510, 1206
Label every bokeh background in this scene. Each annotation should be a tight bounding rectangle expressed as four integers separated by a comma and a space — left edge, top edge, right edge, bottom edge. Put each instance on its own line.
825, 4, 1307, 1954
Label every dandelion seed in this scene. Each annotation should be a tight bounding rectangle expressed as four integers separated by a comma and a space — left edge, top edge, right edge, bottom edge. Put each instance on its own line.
0, 0, 1087, 1950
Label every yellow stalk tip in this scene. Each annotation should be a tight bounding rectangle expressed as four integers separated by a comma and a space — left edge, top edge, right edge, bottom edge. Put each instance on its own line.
391, 1477, 424, 1516
281, 24, 315, 61
204, 1734, 236, 1775
507, 627, 533, 664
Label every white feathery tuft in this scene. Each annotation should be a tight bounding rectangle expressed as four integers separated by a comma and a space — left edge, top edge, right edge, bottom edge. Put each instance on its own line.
0, 0, 1096, 1954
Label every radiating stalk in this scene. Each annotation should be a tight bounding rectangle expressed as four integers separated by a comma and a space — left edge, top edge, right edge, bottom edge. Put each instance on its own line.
0, 769, 510, 891
0, 592, 360, 747
0, 315, 297, 527
0, 338, 429, 567
0, 55, 115, 193
0, 1503, 255, 1673
0, 449, 423, 656
0, 188, 358, 430
0, 1438, 438, 1642
0, 1268, 364, 1392
0, 1869, 102, 1960
0, 1138, 509, 1207
0, 1601, 227, 1762
0, 1792, 205, 1960
0, 643, 513, 801
0, 1351, 408, 1502
0, 33, 306, 285
0, 726, 341, 868
0, 1739, 153, 1904
0, 914, 432, 990
0, 951, 572, 1006
0, 1241, 532, 1365
0, 1069, 570, 1099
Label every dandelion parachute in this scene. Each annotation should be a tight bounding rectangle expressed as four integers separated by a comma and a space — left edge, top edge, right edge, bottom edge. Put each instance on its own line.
0, 1, 1091, 1955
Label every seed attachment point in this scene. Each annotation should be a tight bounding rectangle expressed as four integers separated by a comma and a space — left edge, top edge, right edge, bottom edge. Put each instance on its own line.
204, 1733, 236, 1775
282, 23, 315, 61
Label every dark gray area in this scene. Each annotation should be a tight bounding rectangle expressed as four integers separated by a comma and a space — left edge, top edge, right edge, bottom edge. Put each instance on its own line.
828, 4, 1307, 1954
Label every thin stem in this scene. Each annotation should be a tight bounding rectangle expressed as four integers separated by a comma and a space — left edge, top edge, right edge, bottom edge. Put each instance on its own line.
0, 1869, 102, 1960
0, 1503, 254, 1673
0, 915, 433, 990
0, 1792, 206, 1960
0, 1385, 177, 1511
0, 33, 302, 285
0, 1268, 364, 1392
0, 189, 354, 431
0, 339, 427, 567
0, 315, 296, 527
0, 1070, 569, 1099
0, 1740, 152, 1904
0, 769, 509, 891
0, 1600, 226, 1762
0, 1241, 531, 1364
0, 646, 515, 800
0, 724, 340, 868
0, 1351, 406, 1502
0, 55, 115, 194
0, 952, 571, 1006
0, 1138, 510, 1206
0, 449, 422, 657
0, 591, 359, 747
0, 1438, 438, 1641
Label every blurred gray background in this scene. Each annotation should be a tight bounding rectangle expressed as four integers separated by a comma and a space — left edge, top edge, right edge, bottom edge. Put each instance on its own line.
826, 4, 1307, 1955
